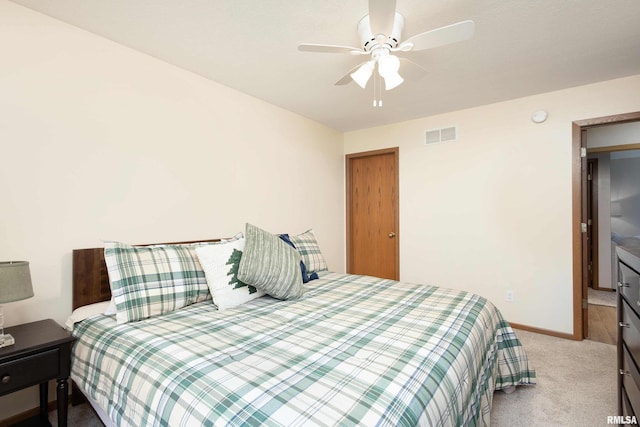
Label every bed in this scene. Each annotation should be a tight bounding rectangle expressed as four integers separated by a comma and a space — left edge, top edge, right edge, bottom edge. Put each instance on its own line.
68, 227, 535, 427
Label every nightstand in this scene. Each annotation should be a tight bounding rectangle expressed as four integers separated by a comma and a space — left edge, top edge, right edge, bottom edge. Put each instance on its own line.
0, 319, 75, 427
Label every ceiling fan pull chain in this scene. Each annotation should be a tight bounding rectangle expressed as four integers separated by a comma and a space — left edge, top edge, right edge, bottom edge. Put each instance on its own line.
371, 66, 384, 107
373, 74, 377, 107
372, 71, 377, 106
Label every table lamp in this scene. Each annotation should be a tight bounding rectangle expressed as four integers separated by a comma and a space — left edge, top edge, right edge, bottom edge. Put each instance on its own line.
0, 261, 34, 348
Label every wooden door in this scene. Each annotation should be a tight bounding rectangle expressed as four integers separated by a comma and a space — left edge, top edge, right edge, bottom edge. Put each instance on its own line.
346, 148, 399, 280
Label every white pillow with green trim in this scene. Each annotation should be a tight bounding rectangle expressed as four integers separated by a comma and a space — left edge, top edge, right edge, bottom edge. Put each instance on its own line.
195, 238, 265, 310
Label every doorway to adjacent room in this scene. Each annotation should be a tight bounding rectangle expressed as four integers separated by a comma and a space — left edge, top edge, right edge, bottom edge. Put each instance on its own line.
573, 111, 640, 340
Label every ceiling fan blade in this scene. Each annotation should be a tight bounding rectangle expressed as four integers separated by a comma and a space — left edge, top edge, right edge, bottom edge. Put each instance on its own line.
400, 20, 475, 52
368, 0, 396, 36
398, 58, 427, 81
298, 43, 363, 55
334, 62, 370, 85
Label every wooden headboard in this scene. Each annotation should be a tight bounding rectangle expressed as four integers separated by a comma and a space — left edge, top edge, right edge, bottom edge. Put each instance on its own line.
72, 239, 223, 310
72, 247, 111, 310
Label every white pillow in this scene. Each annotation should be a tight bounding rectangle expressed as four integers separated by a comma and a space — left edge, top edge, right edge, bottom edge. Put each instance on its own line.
65, 301, 112, 331
195, 238, 265, 310
104, 298, 117, 315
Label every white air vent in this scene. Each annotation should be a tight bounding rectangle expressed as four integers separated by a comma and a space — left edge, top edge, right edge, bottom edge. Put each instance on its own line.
425, 126, 457, 145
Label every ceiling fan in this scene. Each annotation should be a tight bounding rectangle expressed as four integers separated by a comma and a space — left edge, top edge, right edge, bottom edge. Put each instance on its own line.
298, 0, 474, 94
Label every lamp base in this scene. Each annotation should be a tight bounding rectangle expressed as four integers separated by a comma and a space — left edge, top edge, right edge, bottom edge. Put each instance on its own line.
0, 333, 15, 348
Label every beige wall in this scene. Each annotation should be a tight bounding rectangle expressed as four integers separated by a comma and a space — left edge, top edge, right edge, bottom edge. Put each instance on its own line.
3, 0, 640, 420
0, 1, 344, 418
345, 74, 640, 335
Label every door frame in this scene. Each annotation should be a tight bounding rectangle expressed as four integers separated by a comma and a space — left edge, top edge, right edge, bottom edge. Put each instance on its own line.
587, 158, 599, 290
572, 111, 640, 340
346, 147, 400, 280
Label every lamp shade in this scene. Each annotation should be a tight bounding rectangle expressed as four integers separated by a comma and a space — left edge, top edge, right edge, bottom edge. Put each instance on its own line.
0, 261, 34, 303
383, 73, 404, 90
376, 53, 404, 90
351, 61, 374, 89
377, 54, 400, 78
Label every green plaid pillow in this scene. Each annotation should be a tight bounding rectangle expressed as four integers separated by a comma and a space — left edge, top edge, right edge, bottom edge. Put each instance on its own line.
289, 229, 327, 274
104, 241, 212, 324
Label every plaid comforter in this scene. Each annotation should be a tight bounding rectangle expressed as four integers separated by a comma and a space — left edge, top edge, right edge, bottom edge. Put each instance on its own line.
71, 272, 535, 427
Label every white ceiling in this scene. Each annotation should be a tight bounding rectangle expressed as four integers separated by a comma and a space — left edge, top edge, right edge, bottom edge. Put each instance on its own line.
10, 0, 640, 132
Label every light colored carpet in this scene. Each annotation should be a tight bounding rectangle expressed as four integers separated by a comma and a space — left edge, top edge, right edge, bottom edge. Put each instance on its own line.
492, 329, 617, 427
49, 330, 617, 426
588, 287, 617, 307
49, 402, 102, 427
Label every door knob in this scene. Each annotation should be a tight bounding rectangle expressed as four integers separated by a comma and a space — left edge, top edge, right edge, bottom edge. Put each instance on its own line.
388, 232, 396, 238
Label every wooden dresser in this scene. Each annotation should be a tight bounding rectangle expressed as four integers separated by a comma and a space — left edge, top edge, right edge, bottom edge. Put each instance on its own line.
617, 244, 640, 417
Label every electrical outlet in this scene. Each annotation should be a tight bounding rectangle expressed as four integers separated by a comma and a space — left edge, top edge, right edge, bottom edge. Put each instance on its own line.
505, 290, 515, 302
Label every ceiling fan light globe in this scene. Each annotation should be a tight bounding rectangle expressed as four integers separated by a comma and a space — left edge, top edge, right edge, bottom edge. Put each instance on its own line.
384, 72, 404, 90
351, 61, 374, 88
377, 53, 400, 77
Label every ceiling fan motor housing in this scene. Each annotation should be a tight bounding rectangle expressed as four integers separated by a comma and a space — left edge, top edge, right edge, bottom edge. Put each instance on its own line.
358, 12, 404, 52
